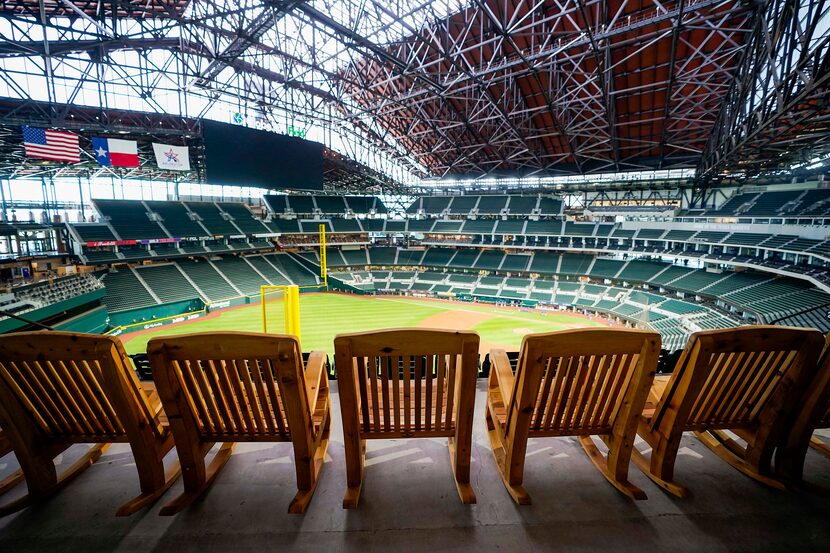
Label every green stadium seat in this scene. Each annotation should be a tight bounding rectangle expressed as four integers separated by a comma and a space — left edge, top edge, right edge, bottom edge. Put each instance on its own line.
340, 248, 369, 266
134, 264, 201, 304
217, 203, 270, 234
589, 259, 624, 279
385, 220, 407, 232
396, 249, 425, 265
448, 249, 479, 268
246, 255, 291, 285
448, 196, 477, 214
93, 199, 168, 240
314, 196, 347, 213
649, 265, 693, 285
501, 254, 530, 271
660, 299, 706, 315
71, 223, 117, 242
636, 228, 665, 239
524, 220, 562, 235
474, 250, 504, 270
663, 230, 695, 241
667, 270, 730, 294
616, 260, 667, 282
529, 252, 560, 275
407, 219, 434, 233
329, 218, 363, 233
268, 219, 301, 233
507, 196, 538, 214
558, 253, 593, 275
564, 222, 595, 236
421, 247, 455, 266
102, 269, 158, 312
476, 195, 509, 214
494, 220, 525, 234
185, 202, 241, 236
264, 253, 319, 286
479, 276, 503, 286
537, 196, 562, 215
461, 219, 496, 234
432, 220, 463, 233
369, 247, 397, 265
361, 218, 385, 232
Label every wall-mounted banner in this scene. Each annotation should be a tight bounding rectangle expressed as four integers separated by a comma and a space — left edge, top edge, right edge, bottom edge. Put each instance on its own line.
91, 137, 139, 167
152, 143, 190, 171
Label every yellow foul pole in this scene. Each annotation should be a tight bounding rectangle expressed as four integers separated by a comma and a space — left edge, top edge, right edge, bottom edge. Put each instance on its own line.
319, 223, 328, 290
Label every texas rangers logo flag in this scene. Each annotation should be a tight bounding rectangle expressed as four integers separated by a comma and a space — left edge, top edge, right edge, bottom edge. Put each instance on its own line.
152, 143, 190, 171
91, 137, 139, 167
22, 126, 80, 163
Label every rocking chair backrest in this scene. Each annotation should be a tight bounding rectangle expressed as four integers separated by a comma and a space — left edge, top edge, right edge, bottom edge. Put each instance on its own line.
147, 332, 313, 442
334, 328, 479, 438
509, 328, 661, 437
647, 326, 823, 436
0, 331, 163, 444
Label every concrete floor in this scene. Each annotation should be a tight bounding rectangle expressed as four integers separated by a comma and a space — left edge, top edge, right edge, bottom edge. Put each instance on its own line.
1, 381, 829, 552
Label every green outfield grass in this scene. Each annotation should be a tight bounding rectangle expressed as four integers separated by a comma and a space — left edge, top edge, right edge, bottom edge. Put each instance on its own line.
121, 293, 605, 355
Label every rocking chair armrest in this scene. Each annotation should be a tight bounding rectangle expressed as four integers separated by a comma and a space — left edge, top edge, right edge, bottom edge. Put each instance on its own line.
490, 348, 516, 404
305, 350, 327, 410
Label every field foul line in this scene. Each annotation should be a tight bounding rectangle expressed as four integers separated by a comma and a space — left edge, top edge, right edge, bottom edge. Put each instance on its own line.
374, 297, 599, 327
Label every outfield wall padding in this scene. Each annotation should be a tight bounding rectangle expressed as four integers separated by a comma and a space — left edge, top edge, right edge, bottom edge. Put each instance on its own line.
108, 298, 204, 329
56, 305, 109, 334
0, 289, 106, 333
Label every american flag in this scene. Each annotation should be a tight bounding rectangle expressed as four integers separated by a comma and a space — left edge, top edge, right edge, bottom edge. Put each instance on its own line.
22, 126, 80, 163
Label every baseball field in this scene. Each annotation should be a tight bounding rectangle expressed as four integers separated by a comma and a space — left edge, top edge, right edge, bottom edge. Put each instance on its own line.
120, 293, 609, 356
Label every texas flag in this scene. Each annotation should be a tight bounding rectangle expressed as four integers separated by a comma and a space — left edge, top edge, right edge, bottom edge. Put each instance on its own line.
91, 137, 139, 167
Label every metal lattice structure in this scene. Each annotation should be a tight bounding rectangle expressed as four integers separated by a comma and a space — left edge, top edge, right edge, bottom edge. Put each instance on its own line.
0, 0, 828, 190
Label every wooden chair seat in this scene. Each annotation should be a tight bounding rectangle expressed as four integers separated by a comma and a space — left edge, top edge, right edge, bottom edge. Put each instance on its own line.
334, 328, 479, 508
148, 332, 331, 515
634, 326, 823, 498
486, 328, 661, 505
0, 331, 181, 517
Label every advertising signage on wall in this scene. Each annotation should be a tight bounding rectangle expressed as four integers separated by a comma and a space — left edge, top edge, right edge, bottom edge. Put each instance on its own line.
85, 237, 182, 247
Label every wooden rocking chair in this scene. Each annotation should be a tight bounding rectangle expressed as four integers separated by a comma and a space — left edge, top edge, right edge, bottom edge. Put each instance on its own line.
633, 326, 823, 497
147, 332, 331, 515
0, 331, 180, 516
485, 328, 661, 504
775, 333, 830, 484
334, 329, 479, 508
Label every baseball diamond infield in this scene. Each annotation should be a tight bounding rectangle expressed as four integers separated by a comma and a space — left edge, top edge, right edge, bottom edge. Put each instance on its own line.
120, 292, 610, 356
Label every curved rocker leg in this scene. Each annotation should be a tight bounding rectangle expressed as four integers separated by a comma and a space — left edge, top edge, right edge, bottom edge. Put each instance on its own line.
499, 472, 532, 505
810, 436, 830, 459
579, 436, 646, 500
342, 440, 365, 509
116, 459, 182, 516
0, 443, 111, 518
485, 404, 530, 505
447, 436, 476, 505
289, 475, 322, 514
342, 483, 363, 509
694, 431, 786, 491
0, 469, 24, 496
288, 410, 332, 514
159, 442, 235, 516
631, 447, 692, 498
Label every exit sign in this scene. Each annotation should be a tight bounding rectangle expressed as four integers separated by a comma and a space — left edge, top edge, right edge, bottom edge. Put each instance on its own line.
286, 125, 307, 138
